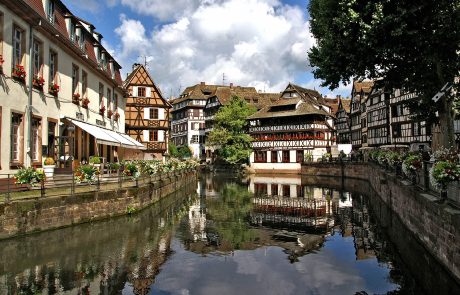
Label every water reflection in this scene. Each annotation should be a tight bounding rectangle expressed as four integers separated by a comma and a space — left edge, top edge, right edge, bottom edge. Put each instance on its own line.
1, 174, 458, 294
0, 184, 197, 295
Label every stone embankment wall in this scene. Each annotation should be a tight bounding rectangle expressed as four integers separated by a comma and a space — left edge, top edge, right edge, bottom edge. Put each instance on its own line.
302, 163, 460, 283
0, 170, 197, 240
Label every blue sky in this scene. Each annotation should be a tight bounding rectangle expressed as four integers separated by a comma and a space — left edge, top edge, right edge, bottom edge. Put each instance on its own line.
64, 0, 351, 98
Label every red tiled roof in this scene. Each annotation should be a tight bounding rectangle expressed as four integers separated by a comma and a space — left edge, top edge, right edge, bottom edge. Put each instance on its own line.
85, 40, 97, 63
24, 0, 45, 18
115, 70, 123, 85
54, 8, 68, 36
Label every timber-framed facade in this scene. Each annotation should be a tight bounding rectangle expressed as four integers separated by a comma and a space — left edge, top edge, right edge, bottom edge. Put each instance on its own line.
123, 64, 171, 160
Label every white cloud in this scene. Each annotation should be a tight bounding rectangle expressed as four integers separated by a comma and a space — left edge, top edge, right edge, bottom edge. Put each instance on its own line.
113, 0, 317, 97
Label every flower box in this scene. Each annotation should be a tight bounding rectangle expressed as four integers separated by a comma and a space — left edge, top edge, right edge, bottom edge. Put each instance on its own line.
82, 97, 90, 109
72, 93, 81, 105
33, 76, 45, 90
99, 106, 106, 116
12, 64, 26, 82
107, 109, 113, 119
49, 83, 60, 97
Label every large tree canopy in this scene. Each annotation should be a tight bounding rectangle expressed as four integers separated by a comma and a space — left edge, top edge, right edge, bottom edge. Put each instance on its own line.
207, 96, 257, 164
308, 0, 460, 147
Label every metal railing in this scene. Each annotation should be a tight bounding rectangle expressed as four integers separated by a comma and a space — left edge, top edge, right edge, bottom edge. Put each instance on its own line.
0, 169, 195, 204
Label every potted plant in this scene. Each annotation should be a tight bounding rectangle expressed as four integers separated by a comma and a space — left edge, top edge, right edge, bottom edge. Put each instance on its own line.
107, 162, 120, 173
75, 165, 100, 184
99, 105, 106, 116
304, 153, 313, 163
49, 83, 60, 97
114, 112, 120, 121
14, 167, 45, 188
107, 109, 113, 119
32, 75, 45, 90
43, 157, 56, 178
72, 93, 81, 105
89, 156, 102, 168
82, 97, 90, 109
123, 161, 140, 180
12, 64, 26, 82
402, 153, 422, 183
430, 160, 460, 201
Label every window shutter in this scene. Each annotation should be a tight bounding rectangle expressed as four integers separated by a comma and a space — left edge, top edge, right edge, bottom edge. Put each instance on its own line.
158, 130, 164, 142
158, 108, 164, 120
146, 87, 151, 97
144, 108, 149, 119
132, 86, 138, 97
143, 130, 149, 142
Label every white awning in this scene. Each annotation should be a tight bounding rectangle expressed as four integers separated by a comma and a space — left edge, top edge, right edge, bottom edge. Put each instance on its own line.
119, 133, 146, 149
67, 118, 145, 150
69, 119, 120, 147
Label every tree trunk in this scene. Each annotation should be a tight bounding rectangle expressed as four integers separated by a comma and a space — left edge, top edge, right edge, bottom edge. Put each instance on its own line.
432, 95, 455, 151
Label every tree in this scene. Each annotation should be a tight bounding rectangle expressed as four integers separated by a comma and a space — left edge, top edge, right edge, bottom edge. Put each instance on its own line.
207, 96, 257, 164
177, 145, 192, 159
168, 142, 179, 158
308, 0, 460, 149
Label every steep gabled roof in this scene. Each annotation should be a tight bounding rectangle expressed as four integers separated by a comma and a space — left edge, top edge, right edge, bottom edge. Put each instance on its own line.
123, 64, 169, 106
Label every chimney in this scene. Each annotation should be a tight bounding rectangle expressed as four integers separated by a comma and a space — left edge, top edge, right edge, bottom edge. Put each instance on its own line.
230, 83, 233, 88
132, 63, 140, 71
200, 82, 205, 86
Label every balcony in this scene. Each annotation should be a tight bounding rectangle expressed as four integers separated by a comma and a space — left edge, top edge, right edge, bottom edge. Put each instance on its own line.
145, 142, 167, 151
249, 123, 329, 133
252, 139, 328, 149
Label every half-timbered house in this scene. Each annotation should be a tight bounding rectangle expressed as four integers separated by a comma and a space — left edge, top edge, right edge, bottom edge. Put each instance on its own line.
123, 64, 171, 160
389, 90, 431, 150
349, 81, 374, 150
366, 81, 390, 147
248, 83, 334, 173
335, 97, 352, 144
171, 82, 215, 159
203, 84, 277, 163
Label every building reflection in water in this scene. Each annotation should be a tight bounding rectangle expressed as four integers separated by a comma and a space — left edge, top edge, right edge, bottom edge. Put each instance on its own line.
0, 187, 196, 295
0, 174, 431, 294
186, 173, 385, 265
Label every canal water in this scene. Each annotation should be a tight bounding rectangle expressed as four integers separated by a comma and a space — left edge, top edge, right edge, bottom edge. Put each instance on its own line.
0, 173, 458, 294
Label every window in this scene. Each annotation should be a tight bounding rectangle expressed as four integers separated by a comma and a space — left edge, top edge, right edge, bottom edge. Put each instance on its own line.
282, 150, 290, 163
114, 94, 118, 109
271, 151, 278, 163
137, 87, 146, 97
47, 121, 56, 157
69, 22, 76, 42
99, 83, 104, 107
32, 39, 43, 75
47, 0, 55, 23
282, 185, 290, 197
271, 184, 278, 196
72, 64, 79, 94
254, 150, 267, 163
13, 26, 23, 66
190, 135, 199, 144
49, 50, 58, 83
31, 118, 41, 162
149, 108, 159, 119
296, 150, 303, 163
149, 131, 158, 142
393, 124, 401, 138
10, 113, 23, 162
82, 71, 88, 96
107, 88, 112, 109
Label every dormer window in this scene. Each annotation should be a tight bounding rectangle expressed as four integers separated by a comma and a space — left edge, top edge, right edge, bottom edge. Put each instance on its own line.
47, 0, 55, 24
69, 22, 76, 42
